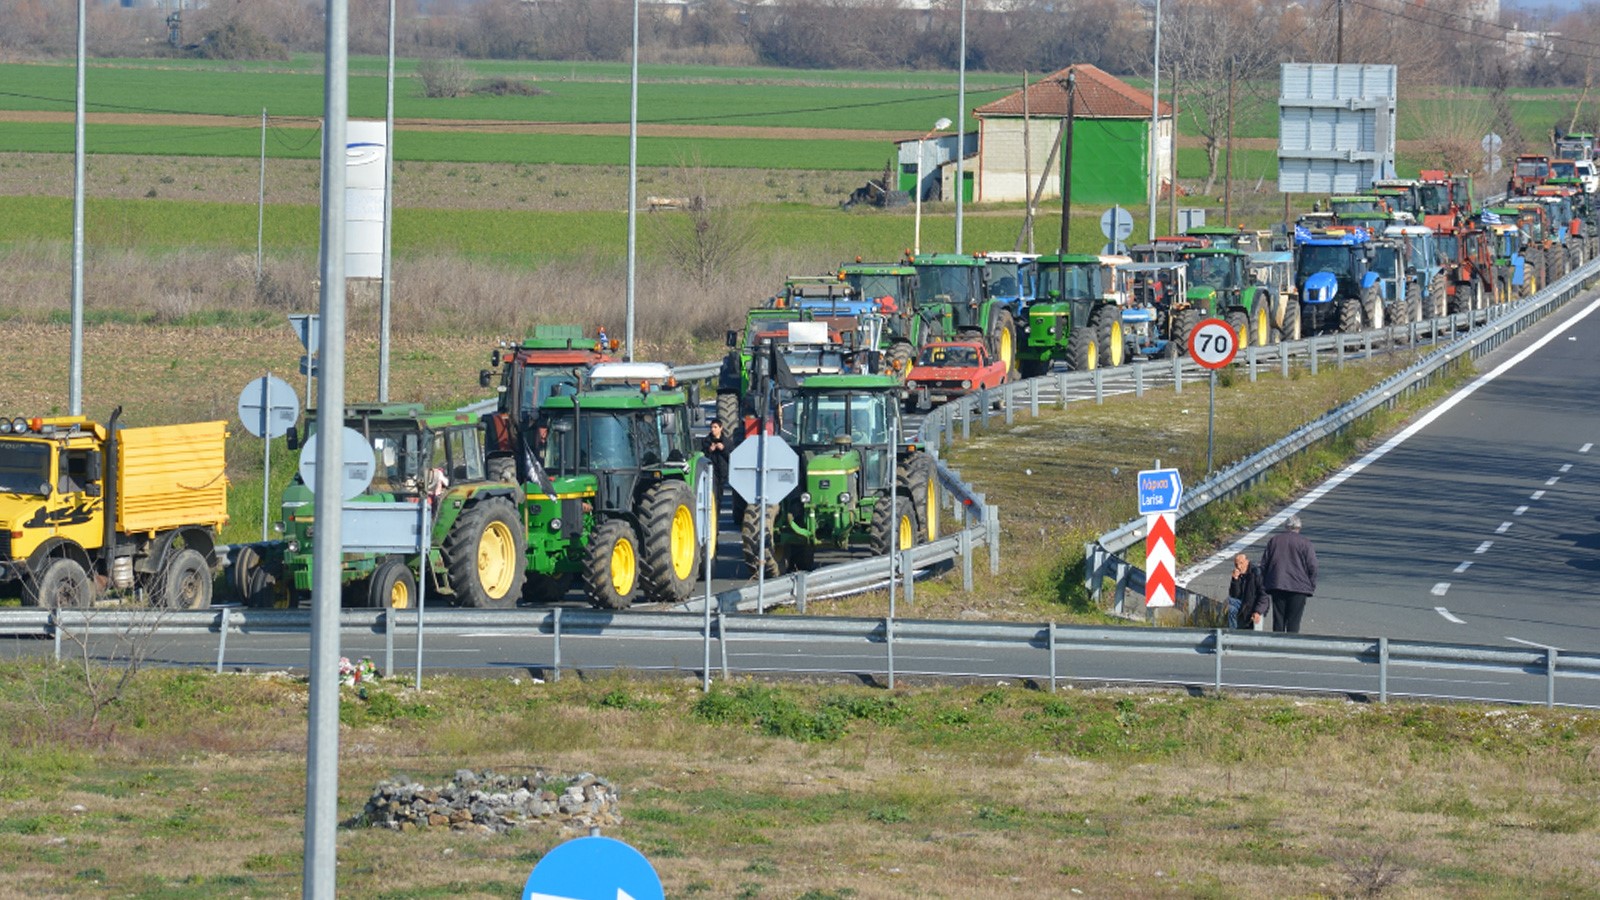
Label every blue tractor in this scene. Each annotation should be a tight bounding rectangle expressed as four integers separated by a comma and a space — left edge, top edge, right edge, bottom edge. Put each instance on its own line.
1293, 228, 1397, 335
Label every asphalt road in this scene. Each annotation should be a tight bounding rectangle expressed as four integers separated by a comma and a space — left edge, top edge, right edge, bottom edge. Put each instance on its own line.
1181, 288, 1600, 651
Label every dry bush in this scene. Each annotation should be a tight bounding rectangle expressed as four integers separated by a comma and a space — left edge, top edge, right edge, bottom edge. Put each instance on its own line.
640, 43, 758, 67
1412, 90, 1495, 174
415, 58, 474, 99
1329, 841, 1407, 897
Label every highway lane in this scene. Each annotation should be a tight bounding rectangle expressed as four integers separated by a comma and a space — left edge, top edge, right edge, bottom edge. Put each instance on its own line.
1181, 288, 1600, 648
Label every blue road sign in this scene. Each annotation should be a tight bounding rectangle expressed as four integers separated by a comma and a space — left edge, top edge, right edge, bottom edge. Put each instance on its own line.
1136, 468, 1183, 515
522, 835, 664, 900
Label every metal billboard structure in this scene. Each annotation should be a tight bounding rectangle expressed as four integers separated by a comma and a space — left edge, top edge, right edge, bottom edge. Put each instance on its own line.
1277, 63, 1397, 194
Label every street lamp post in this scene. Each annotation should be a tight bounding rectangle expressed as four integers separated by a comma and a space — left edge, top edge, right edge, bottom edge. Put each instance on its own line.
914, 117, 953, 255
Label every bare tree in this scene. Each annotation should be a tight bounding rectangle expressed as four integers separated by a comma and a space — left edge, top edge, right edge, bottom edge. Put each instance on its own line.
1164, 0, 1284, 192
649, 158, 762, 288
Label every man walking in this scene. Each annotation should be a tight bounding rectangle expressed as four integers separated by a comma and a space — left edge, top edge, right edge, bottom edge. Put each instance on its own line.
1260, 514, 1317, 633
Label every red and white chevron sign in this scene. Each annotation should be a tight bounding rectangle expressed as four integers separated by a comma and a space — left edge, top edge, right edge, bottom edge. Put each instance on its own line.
1145, 513, 1176, 608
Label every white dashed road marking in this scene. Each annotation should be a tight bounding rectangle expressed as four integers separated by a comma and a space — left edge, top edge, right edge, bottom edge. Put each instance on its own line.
1532, 490, 1546, 500
1581, 443, 1593, 453
1474, 541, 1493, 554
1514, 505, 1528, 516
1435, 607, 1466, 624
1560, 463, 1572, 473
1546, 476, 1561, 486
1431, 583, 1450, 596
1496, 521, 1512, 533
1453, 561, 1472, 574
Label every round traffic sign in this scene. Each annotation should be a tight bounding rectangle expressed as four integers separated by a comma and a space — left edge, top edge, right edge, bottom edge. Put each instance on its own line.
1099, 206, 1134, 241
1186, 317, 1239, 370
297, 426, 378, 501
236, 374, 300, 439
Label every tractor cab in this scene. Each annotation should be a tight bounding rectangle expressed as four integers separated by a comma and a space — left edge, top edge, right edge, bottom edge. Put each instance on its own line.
1328, 195, 1388, 222
1510, 155, 1551, 193
1372, 179, 1424, 218
980, 251, 1040, 308
480, 325, 618, 483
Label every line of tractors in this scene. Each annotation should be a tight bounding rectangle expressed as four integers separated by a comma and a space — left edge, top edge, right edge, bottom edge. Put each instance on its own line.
6, 136, 1595, 615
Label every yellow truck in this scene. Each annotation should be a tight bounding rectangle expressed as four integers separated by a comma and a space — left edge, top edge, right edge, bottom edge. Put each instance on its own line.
0, 409, 229, 608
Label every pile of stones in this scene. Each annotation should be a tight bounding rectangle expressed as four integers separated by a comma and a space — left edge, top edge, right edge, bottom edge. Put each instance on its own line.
354, 769, 622, 834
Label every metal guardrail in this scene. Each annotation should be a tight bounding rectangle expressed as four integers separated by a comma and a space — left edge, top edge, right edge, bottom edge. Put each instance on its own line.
1083, 254, 1600, 619
12, 607, 1599, 708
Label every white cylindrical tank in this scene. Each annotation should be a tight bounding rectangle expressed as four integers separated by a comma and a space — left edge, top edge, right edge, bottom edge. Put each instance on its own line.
344, 119, 387, 280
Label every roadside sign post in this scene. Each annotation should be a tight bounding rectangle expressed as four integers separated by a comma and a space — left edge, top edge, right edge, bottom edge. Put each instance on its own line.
728, 431, 799, 615
1186, 318, 1239, 475
236, 373, 300, 540
1100, 205, 1134, 256
1137, 467, 1183, 610
697, 472, 715, 691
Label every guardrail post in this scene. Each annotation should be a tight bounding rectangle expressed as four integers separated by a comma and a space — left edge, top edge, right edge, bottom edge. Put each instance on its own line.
719, 609, 730, 680
1004, 384, 1015, 425
1172, 355, 1183, 394
1310, 337, 1320, 375
1047, 621, 1058, 693
1084, 542, 1101, 602
980, 390, 991, 428
987, 506, 1000, 575
1134, 362, 1144, 398
382, 609, 394, 677
1281, 344, 1290, 379
1547, 647, 1557, 708
1246, 346, 1257, 382
216, 606, 231, 674
1409, 320, 1418, 345
1213, 628, 1224, 695
961, 405, 970, 440
51, 608, 61, 662
962, 529, 974, 592
551, 607, 562, 683
1093, 369, 1103, 404
1363, 331, 1371, 359
1029, 381, 1039, 418
1112, 560, 1128, 617
885, 617, 895, 690
1056, 373, 1069, 409
1378, 636, 1388, 703
900, 549, 915, 605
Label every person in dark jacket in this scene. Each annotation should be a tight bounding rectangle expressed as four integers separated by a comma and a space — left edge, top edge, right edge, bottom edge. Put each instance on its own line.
1260, 514, 1318, 633
1226, 553, 1268, 630
700, 418, 731, 505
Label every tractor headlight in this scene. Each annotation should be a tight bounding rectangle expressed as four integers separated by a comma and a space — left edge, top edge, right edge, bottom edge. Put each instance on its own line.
550, 517, 563, 531
0, 420, 10, 434
286, 540, 300, 553
838, 492, 851, 505
800, 492, 812, 504
906, 379, 917, 388
8, 417, 25, 434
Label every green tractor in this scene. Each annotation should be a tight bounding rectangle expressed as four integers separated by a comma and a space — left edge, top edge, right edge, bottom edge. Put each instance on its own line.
479, 324, 618, 486
528, 362, 712, 609
1024, 253, 1127, 374
716, 305, 813, 428
742, 374, 937, 576
1177, 247, 1281, 347
237, 403, 528, 610
910, 253, 1019, 378
837, 261, 939, 375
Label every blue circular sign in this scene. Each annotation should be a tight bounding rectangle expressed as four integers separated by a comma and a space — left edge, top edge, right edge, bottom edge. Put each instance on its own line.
522, 835, 663, 900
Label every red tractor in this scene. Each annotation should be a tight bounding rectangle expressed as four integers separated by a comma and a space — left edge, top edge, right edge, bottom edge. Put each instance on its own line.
1508, 155, 1551, 195
1432, 220, 1498, 313
1417, 170, 1474, 230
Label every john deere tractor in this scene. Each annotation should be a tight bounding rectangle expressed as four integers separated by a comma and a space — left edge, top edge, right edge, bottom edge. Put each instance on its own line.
1025, 253, 1127, 374
837, 260, 937, 376
238, 403, 528, 610
1177, 247, 1282, 347
742, 374, 936, 576
479, 325, 618, 485
529, 362, 712, 609
911, 253, 1018, 378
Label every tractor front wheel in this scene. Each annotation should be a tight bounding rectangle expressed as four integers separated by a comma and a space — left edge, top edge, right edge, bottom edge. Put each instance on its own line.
868, 491, 919, 557
584, 519, 639, 610
1066, 323, 1099, 371
989, 308, 1019, 378
367, 558, 416, 610
742, 502, 793, 578
442, 498, 527, 608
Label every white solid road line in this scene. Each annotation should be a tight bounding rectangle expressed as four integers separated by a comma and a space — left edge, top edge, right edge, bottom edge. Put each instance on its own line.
1435, 607, 1466, 624
1178, 291, 1600, 585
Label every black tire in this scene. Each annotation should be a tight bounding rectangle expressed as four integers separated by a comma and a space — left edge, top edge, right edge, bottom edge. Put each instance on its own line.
441, 498, 526, 608
1338, 296, 1364, 333
886, 341, 914, 378
367, 558, 416, 610
1447, 283, 1468, 316
715, 392, 740, 437
637, 480, 698, 604
1065, 322, 1098, 371
900, 452, 938, 543
486, 455, 517, 484
1428, 273, 1447, 319
523, 572, 575, 604
1388, 282, 1413, 326
1172, 307, 1201, 352
1277, 299, 1301, 342
583, 519, 639, 610
230, 545, 280, 608
1361, 284, 1384, 330
1225, 309, 1249, 347
867, 490, 918, 557
157, 548, 211, 609
1526, 248, 1544, 293
1093, 306, 1125, 367
989, 308, 1019, 378
1018, 357, 1050, 378
25, 558, 92, 608
1250, 293, 1272, 347
741, 501, 793, 578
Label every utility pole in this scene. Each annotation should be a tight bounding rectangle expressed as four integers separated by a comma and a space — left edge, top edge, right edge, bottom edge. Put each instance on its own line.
1168, 62, 1180, 235
1223, 58, 1235, 227
1335, 0, 1345, 65
1059, 69, 1077, 254
1022, 72, 1033, 252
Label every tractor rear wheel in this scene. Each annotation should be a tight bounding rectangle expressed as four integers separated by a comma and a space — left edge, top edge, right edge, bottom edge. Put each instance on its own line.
367, 558, 416, 610
990, 308, 1019, 378
900, 452, 938, 543
1277, 299, 1302, 342
742, 502, 794, 578
1387, 284, 1412, 327
442, 498, 526, 608
487, 455, 517, 484
231, 545, 281, 608
638, 480, 698, 604
1252, 296, 1271, 347
886, 341, 914, 378
1065, 323, 1098, 371
583, 519, 639, 610
715, 392, 740, 435
868, 491, 919, 557
26, 558, 92, 608
1428, 274, 1447, 319
1225, 310, 1249, 346
1094, 311, 1125, 367
1362, 285, 1385, 330
1173, 308, 1200, 351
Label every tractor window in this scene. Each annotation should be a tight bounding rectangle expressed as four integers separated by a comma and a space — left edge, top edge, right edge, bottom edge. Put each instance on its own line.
1187, 255, 1236, 290
1039, 264, 1096, 300
445, 427, 484, 482
1417, 184, 1451, 216
1296, 245, 1355, 278
655, 406, 693, 464
59, 449, 91, 494
987, 263, 1021, 298
0, 441, 51, 495
849, 398, 889, 444
521, 372, 580, 419
1370, 246, 1401, 278
369, 428, 424, 495
583, 413, 638, 470
1435, 234, 1459, 263
846, 273, 905, 304
1552, 160, 1576, 178
915, 265, 978, 302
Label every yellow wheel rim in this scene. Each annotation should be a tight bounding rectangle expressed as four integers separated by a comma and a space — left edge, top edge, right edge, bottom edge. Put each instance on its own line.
1086, 338, 1097, 370
1256, 303, 1269, 346
388, 577, 411, 610
925, 475, 938, 542
998, 325, 1014, 372
610, 534, 637, 596
669, 503, 695, 580
476, 520, 518, 600
898, 513, 914, 550
1107, 320, 1124, 367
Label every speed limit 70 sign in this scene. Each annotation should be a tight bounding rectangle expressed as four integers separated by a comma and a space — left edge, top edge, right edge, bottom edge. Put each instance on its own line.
1186, 318, 1239, 370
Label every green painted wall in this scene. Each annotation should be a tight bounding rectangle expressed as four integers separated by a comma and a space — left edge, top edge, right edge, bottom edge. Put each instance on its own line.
1064, 118, 1149, 206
